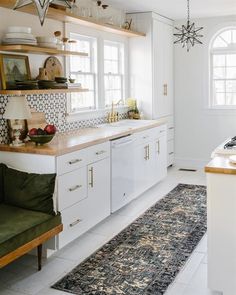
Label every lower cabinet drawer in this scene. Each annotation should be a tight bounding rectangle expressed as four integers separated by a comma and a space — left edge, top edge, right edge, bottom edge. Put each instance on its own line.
167, 127, 174, 141
58, 200, 91, 248
57, 167, 87, 211
86, 142, 110, 164
167, 140, 174, 166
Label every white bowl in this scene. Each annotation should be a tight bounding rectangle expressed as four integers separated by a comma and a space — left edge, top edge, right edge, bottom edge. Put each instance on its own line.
36, 36, 57, 44
38, 42, 57, 49
7, 26, 32, 34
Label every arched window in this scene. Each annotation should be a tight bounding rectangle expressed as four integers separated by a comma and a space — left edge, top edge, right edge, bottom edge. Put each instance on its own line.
210, 28, 236, 107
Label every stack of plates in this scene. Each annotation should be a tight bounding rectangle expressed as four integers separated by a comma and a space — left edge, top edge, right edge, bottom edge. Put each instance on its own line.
2, 26, 37, 45
15, 80, 39, 90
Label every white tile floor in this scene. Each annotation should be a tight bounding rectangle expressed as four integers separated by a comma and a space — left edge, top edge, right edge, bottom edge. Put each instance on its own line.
0, 166, 222, 295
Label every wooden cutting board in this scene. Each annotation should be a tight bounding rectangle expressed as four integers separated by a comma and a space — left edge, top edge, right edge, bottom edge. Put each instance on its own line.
27, 109, 47, 130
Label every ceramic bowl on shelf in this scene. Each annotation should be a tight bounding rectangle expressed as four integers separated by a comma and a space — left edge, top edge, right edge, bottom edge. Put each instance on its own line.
37, 42, 57, 48
29, 134, 55, 145
55, 77, 68, 83
36, 36, 57, 43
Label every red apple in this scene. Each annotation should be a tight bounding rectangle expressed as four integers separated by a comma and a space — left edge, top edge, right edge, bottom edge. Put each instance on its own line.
44, 124, 56, 135
29, 128, 38, 136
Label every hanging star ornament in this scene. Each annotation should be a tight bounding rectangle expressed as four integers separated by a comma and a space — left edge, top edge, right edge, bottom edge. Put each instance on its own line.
13, 0, 72, 26
174, 0, 203, 52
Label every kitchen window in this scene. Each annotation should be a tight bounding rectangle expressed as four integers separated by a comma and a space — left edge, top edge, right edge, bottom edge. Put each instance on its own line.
104, 41, 125, 107
68, 33, 97, 112
210, 28, 236, 108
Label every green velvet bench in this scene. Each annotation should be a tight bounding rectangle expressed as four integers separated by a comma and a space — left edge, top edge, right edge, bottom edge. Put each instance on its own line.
0, 163, 63, 271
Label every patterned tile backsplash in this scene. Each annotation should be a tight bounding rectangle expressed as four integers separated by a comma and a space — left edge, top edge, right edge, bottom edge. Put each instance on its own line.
0, 94, 127, 144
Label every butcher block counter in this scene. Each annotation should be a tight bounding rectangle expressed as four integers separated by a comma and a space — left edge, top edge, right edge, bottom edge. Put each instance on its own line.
205, 153, 236, 295
0, 119, 166, 156
205, 156, 236, 175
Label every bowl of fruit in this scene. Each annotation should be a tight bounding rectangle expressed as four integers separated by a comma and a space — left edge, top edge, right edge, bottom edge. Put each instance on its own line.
28, 124, 56, 145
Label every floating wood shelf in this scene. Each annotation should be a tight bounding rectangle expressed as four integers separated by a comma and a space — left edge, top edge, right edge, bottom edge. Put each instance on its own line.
0, 45, 88, 56
0, 1, 146, 38
0, 88, 89, 95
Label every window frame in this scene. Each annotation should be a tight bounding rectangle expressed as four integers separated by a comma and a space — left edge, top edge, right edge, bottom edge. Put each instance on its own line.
209, 27, 236, 109
65, 23, 129, 121
104, 40, 125, 107
67, 33, 97, 112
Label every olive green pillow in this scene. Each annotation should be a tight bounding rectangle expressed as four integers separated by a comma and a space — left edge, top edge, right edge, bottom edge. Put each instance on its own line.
4, 167, 56, 215
0, 163, 7, 203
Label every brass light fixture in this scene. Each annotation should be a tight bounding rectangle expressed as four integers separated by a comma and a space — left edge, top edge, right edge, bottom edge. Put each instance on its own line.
174, 0, 203, 52
13, 0, 73, 25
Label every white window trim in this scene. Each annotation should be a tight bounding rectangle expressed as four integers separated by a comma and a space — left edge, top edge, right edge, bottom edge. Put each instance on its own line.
64, 23, 129, 122
104, 40, 125, 107
208, 25, 236, 110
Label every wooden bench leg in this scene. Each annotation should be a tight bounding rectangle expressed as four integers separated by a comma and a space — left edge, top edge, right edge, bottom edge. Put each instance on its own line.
37, 244, 42, 271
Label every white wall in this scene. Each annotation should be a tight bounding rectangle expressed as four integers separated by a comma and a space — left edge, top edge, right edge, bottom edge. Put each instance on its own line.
174, 15, 236, 168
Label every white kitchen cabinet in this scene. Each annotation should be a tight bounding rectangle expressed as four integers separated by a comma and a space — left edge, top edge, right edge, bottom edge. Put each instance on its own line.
57, 167, 87, 211
134, 126, 167, 198
129, 12, 174, 166
57, 142, 110, 248
153, 132, 167, 183
87, 158, 110, 227
134, 142, 153, 195
129, 12, 174, 120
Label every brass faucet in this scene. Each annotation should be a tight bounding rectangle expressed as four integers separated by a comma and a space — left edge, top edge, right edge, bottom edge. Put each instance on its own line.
107, 99, 123, 123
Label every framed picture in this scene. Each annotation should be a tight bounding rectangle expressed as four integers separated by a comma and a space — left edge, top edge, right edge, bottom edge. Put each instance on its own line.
0, 54, 31, 90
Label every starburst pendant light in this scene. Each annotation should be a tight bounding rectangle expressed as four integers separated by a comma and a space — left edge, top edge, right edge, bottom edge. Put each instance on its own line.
174, 0, 203, 52
13, 0, 72, 25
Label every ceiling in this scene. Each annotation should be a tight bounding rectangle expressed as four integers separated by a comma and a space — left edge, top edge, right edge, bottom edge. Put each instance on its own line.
105, 0, 236, 20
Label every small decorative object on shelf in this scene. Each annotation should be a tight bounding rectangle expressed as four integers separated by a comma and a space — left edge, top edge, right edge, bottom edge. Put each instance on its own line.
3, 96, 32, 146
174, 0, 203, 52
123, 19, 132, 30
44, 56, 63, 80
36, 67, 49, 80
0, 53, 31, 90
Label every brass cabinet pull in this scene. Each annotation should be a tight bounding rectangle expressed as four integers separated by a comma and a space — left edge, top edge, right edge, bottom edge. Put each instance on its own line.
163, 84, 168, 96
89, 167, 94, 188
144, 145, 148, 160
68, 159, 82, 165
147, 144, 150, 160
68, 185, 82, 192
169, 152, 174, 155
168, 127, 174, 130
157, 140, 160, 154
69, 219, 82, 227
95, 150, 106, 155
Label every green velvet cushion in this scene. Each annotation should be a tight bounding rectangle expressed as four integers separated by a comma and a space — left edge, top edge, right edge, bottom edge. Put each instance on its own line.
0, 204, 61, 258
4, 167, 56, 215
0, 164, 7, 203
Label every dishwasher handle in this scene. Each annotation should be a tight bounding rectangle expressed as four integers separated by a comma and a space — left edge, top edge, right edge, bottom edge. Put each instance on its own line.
112, 138, 136, 148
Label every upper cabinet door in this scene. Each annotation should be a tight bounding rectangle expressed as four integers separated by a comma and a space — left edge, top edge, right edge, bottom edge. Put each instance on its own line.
153, 19, 174, 119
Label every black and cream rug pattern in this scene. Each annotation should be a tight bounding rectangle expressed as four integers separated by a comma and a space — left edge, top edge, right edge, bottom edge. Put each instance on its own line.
52, 184, 207, 295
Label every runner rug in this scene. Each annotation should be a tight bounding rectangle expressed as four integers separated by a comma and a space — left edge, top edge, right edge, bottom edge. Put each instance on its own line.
52, 184, 207, 295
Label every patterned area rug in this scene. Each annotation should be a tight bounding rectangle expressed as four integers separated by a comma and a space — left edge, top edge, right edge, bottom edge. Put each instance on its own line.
52, 184, 207, 295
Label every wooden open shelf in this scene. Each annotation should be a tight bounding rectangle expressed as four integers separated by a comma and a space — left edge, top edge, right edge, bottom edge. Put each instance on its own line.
0, 88, 89, 95
0, 1, 145, 38
0, 45, 88, 56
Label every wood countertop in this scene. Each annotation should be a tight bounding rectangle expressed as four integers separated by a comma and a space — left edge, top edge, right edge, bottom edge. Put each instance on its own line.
205, 156, 236, 175
0, 120, 166, 156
